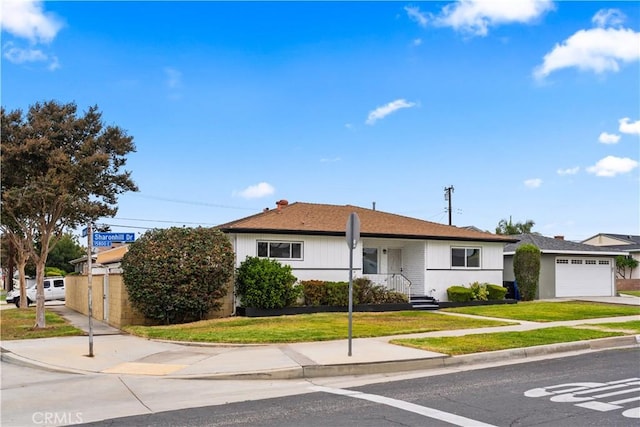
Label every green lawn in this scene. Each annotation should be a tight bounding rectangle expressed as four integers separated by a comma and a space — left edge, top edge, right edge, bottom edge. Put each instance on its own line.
0, 308, 84, 340
124, 311, 515, 344
391, 326, 625, 355
442, 301, 640, 322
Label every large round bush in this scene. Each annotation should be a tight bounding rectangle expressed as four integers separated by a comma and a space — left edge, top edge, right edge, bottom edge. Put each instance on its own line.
121, 227, 235, 324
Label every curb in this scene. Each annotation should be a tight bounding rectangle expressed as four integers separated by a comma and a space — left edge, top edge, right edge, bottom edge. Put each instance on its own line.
0, 348, 88, 375
3, 336, 639, 380
168, 335, 640, 380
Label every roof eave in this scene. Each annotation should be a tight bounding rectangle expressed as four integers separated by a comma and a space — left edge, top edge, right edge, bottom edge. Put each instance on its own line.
221, 228, 516, 243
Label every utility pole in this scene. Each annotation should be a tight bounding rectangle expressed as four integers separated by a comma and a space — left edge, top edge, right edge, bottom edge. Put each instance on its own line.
444, 185, 454, 226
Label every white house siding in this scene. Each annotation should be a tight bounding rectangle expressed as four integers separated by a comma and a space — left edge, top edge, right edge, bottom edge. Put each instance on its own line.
426, 240, 506, 302
402, 241, 426, 296
229, 233, 360, 282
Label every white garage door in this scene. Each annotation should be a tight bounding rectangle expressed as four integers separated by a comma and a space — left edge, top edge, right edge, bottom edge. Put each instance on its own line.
555, 257, 614, 297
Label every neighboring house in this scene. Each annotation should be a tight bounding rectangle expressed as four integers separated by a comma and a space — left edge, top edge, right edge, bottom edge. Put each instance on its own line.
503, 234, 627, 299
218, 200, 516, 302
96, 244, 129, 271
582, 233, 640, 280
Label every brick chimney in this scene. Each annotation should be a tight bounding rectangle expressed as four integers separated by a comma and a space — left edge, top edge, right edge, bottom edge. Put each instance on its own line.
276, 199, 289, 211
554, 235, 564, 240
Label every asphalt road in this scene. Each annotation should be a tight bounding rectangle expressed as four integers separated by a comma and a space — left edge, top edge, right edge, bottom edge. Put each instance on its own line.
69, 347, 640, 427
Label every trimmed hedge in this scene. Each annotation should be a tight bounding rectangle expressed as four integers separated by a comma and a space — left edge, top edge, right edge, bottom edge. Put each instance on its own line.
447, 283, 508, 303
447, 285, 473, 302
487, 284, 508, 300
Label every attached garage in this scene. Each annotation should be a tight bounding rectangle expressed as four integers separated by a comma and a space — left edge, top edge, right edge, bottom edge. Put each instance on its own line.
504, 234, 626, 299
555, 257, 614, 297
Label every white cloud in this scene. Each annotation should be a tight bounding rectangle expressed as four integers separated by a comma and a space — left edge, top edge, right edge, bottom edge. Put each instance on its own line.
366, 99, 416, 125
0, 0, 63, 43
412, 38, 423, 46
534, 10, 640, 79
234, 182, 275, 199
432, 0, 554, 36
598, 132, 621, 144
3, 44, 46, 63
524, 178, 542, 188
587, 156, 638, 177
405, 6, 428, 28
557, 167, 579, 176
619, 117, 640, 135
2, 41, 59, 69
592, 9, 626, 29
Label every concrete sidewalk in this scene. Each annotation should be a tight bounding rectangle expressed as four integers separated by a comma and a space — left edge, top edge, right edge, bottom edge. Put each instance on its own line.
1, 298, 639, 379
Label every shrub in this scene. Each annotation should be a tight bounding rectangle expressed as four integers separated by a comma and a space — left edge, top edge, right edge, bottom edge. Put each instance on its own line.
486, 283, 507, 300
45, 267, 67, 277
301, 280, 326, 306
353, 277, 376, 304
447, 285, 472, 302
469, 282, 488, 301
235, 257, 300, 309
514, 244, 541, 301
122, 227, 235, 324
379, 291, 409, 304
325, 281, 350, 306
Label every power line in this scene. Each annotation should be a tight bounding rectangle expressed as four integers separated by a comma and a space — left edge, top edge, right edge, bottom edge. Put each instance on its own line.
130, 194, 259, 211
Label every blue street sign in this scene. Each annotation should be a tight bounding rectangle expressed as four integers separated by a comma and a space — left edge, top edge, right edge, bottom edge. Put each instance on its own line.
81, 227, 88, 238
92, 232, 135, 247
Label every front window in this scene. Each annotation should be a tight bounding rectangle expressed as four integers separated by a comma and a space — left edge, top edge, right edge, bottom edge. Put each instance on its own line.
363, 248, 378, 274
451, 247, 481, 268
257, 241, 302, 260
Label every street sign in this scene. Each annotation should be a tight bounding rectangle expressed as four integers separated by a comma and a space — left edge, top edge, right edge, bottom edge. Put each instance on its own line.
81, 227, 88, 238
93, 232, 135, 247
345, 213, 360, 250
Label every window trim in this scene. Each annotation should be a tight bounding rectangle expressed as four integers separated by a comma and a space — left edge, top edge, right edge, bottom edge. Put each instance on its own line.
256, 240, 303, 260
451, 246, 482, 269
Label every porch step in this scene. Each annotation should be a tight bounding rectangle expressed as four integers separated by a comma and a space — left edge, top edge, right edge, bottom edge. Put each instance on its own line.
409, 295, 439, 311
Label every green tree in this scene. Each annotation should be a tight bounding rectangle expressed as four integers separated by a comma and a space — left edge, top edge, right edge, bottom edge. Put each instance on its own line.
615, 255, 639, 279
1, 101, 137, 327
121, 227, 235, 324
496, 217, 536, 235
235, 257, 299, 309
514, 244, 541, 301
46, 233, 85, 274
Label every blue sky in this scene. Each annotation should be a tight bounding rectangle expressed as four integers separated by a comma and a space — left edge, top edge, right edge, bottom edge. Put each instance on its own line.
2, 1, 639, 241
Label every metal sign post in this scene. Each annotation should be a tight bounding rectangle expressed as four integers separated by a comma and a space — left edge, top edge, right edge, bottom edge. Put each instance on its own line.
86, 223, 94, 357
345, 212, 361, 357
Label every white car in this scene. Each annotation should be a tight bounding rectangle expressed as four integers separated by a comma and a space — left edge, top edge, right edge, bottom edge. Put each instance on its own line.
7, 277, 66, 307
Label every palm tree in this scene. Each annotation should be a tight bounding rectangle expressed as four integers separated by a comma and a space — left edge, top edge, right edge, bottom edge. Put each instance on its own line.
495, 217, 536, 235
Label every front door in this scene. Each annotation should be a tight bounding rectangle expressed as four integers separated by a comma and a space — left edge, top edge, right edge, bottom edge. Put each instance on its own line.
388, 249, 402, 274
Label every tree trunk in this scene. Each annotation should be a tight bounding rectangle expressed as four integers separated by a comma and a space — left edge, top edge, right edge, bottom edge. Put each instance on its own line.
17, 262, 28, 309
34, 261, 46, 328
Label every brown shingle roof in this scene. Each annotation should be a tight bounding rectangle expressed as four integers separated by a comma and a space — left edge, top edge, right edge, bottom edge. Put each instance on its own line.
96, 245, 129, 265
218, 202, 515, 243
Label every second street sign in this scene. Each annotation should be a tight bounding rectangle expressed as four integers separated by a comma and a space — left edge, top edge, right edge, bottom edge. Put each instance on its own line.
93, 232, 136, 247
